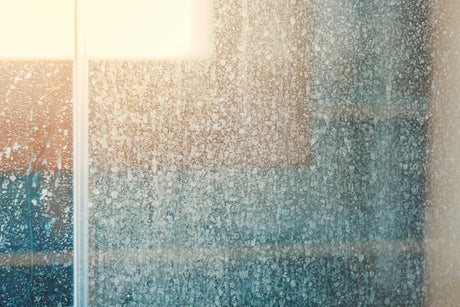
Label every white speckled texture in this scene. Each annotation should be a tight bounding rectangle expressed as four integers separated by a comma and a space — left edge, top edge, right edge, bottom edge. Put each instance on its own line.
87, 0, 429, 305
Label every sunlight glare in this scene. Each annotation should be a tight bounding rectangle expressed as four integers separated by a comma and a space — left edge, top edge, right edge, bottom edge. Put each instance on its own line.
0, 0, 212, 59
0, 0, 73, 58
86, 0, 212, 59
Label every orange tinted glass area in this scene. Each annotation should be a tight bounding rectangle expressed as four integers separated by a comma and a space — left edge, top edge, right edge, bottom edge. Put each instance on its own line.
89, 1, 311, 170
0, 61, 72, 173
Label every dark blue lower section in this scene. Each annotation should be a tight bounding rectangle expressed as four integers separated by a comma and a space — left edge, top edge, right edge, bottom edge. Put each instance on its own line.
0, 265, 73, 306
0, 172, 73, 306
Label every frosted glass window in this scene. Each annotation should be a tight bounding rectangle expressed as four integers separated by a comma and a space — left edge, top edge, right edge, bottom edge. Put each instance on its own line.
84, 0, 440, 305
0, 1, 74, 305
87, 1, 311, 304
2, 0, 460, 305
0, 63, 73, 304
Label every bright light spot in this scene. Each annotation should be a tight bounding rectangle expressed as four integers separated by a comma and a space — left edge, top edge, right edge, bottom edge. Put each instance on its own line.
0, 0, 73, 58
0, 0, 212, 59
86, 0, 212, 59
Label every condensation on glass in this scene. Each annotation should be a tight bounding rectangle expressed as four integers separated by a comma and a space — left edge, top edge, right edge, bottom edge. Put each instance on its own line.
88, 1, 311, 304
1, 0, 459, 305
0, 62, 73, 305
84, 0, 453, 305
0, 1, 74, 305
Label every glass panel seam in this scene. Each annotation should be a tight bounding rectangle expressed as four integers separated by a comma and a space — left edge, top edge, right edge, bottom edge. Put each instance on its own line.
73, 0, 89, 305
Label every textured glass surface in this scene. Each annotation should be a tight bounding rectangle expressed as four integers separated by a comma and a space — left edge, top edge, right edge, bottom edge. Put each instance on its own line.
85, 0, 460, 305
0, 61, 73, 305
1, 0, 458, 305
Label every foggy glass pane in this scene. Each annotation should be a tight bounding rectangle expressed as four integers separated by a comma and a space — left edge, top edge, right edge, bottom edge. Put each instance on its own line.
1, 0, 459, 304
0, 61, 73, 305
85, 0, 460, 305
